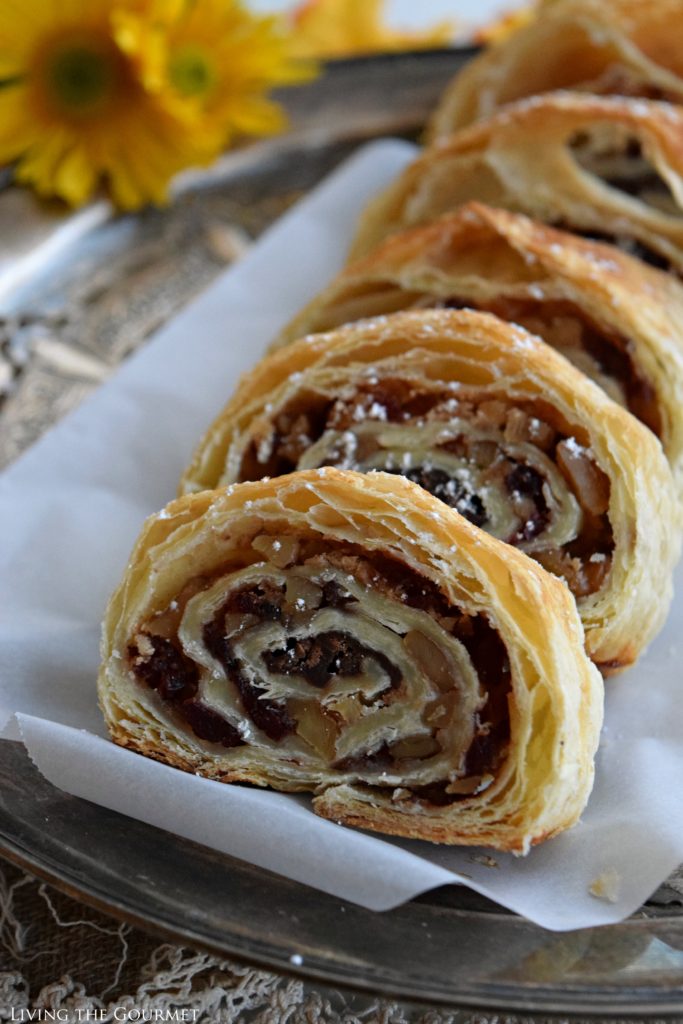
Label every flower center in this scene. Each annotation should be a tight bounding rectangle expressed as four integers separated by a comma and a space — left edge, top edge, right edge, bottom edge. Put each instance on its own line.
47, 45, 116, 113
169, 45, 216, 98
29, 29, 135, 121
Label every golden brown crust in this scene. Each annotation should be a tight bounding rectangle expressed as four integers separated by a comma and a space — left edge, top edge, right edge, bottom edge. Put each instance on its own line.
274, 203, 683, 493
428, 0, 683, 137
351, 93, 683, 272
99, 468, 603, 852
312, 787, 567, 848
180, 308, 681, 670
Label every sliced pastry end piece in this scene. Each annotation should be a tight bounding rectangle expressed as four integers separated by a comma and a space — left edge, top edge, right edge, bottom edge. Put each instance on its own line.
99, 469, 603, 852
181, 308, 681, 672
428, 0, 683, 138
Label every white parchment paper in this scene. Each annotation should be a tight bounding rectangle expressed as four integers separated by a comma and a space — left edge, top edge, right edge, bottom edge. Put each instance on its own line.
2, 140, 683, 931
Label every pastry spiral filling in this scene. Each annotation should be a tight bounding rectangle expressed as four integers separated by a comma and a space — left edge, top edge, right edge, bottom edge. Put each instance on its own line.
437, 297, 661, 435
241, 384, 613, 598
128, 546, 511, 804
569, 128, 681, 218
561, 125, 681, 272
284, 293, 660, 438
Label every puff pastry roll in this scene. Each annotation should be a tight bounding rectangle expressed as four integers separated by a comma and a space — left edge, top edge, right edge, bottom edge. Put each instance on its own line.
350, 94, 683, 275
99, 468, 602, 851
181, 310, 681, 672
429, 0, 683, 138
277, 204, 683, 493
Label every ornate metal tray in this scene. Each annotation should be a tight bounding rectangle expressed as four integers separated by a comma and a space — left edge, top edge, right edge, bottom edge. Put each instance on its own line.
1, 50, 682, 1017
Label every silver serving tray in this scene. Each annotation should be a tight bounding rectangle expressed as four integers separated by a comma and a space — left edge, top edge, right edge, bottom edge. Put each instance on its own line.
1, 50, 682, 1016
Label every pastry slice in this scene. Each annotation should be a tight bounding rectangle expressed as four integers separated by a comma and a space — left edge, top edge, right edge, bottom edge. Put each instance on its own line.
99, 468, 603, 851
275, 204, 683, 492
350, 94, 683, 275
429, 0, 683, 138
181, 309, 681, 672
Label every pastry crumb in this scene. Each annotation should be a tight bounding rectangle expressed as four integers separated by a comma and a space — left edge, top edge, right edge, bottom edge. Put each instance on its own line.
589, 867, 621, 903
470, 853, 499, 869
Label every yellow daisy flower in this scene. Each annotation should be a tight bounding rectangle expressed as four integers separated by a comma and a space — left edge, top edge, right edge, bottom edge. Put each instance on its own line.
0, 0, 314, 211
290, 0, 454, 60
155, 0, 317, 145
0, 0, 211, 209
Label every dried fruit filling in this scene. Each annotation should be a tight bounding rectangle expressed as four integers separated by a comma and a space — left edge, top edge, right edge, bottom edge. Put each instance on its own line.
442, 296, 661, 437
128, 546, 512, 806
241, 379, 614, 598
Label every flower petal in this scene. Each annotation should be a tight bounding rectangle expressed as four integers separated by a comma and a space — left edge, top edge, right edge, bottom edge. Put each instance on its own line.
0, 86, 41, 161
53, 142, 98, 206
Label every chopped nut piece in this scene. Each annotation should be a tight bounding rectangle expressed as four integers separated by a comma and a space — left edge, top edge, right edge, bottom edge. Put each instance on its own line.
535, 548, 611, 598
527, 416, 556, 450
132, 632, 154, 660
425, 691, 460, 727
403, 630, 454, 692
326, 693, 361, 723
248, 416, 276, 465
476, 399, 507, 429
556, 438, 610, 515
390, 734, 441, 760
252, 533, 299, 568
276, 412, 315, 462
292, 698, 338, 761
284, 576, 323, 612
147, 601, 184, 640
446, 775, 485, 795
468, 439, 498, 467
504, 407, 529, 443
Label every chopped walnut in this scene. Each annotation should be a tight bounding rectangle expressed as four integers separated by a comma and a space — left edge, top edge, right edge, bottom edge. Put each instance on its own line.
252, 533, 300, 568
556, 438, 610, 516
275, 412, 315, 463
132, 632, 154, 661
475, 399, 507, 430
504, 407, 530, 443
